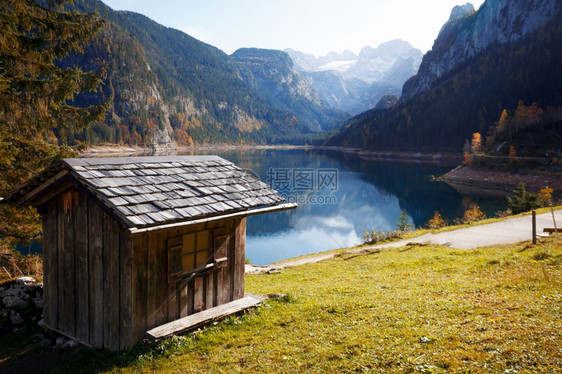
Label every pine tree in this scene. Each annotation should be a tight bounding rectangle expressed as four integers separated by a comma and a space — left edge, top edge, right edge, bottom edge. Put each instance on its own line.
507, 182, 543, 214
0, 0, 108, 255
397, 209, 414, 232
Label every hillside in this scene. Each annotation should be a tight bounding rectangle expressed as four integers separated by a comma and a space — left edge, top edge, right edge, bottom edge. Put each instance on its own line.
231, 48, 349, 132
65, 0, 345, 147
327, 0, 562, 154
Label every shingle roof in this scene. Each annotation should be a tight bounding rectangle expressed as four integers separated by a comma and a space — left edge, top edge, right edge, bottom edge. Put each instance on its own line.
7, 156, 286, 229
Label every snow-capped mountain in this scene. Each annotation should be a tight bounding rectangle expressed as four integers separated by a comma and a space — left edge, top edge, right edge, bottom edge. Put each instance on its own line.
286, 40, 422, 114
286, 49, 358, 73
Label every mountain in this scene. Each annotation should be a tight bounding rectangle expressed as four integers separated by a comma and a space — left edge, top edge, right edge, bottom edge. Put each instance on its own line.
63, 0, 348, 147
286, 40, 422, 114
373, 95, 399, 111
344, 40, 423, 84
231, 48, 349, 132
402, 0, 558, 100
287, 49, 358, 73
327, 0, 562, 153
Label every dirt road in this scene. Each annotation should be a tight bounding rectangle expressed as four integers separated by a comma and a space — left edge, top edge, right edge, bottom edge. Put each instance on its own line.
245, 210, 561, 274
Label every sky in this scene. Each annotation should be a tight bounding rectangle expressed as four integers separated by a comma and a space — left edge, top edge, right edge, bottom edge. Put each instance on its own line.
101, 0, 485, 57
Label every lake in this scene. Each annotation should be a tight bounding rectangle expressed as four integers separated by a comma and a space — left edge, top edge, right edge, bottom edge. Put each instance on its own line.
187, 148, 506, 265
17, 148, 506, 264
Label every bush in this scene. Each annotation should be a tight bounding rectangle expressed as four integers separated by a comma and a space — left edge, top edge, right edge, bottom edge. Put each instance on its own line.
362, 229, 403, 245
461, 204, 486, 224
426, 212, 447, 229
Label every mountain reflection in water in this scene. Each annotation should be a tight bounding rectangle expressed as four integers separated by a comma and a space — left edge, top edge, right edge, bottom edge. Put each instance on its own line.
200, 149, 505, 266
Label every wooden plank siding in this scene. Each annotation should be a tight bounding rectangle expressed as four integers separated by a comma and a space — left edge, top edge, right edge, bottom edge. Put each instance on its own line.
41, 188, 136, 350
75, 192, 89, 343
214, 222, 231, 306
60, 190, 76, 336
130, 218, 247, 342
119, 228, 133, 350
131, 234, 148, 345
103, 209, 121, 351
40, 188, 248, 350
233, 218, 246, 300
41, 200, 58, 331
88, 199, 105, 349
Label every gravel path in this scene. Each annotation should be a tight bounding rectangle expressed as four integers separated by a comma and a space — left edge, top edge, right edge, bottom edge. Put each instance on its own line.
245, 210, 561, 274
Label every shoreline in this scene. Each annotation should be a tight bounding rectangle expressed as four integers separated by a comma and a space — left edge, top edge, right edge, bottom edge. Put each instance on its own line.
440, 165, 562, 202
81, 143, 462, 165
317, 146, 462, 164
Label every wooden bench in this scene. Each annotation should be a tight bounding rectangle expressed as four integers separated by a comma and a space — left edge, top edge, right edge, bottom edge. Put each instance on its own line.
146, 294, 266, 340
543, 227, 562, 234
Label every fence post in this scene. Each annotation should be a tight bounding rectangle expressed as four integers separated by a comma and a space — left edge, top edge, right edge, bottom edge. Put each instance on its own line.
532, 210, 536, 245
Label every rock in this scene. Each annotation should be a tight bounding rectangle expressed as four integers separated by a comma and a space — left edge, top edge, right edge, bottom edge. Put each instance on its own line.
56, 336, 68, 347
267, 293, 286, 299
2, 294, 29, 308
1, 278, 33, 308
31, 333, 53, 348
32, 296, 43, 309
10, 310, 24, 325
62, 339, 80, 349
448, 3, 475, 23
0, 277, 44, 333
16, 277, 36, 286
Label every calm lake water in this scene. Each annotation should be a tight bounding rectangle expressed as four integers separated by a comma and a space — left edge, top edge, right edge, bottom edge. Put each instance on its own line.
195, 149, 506, 266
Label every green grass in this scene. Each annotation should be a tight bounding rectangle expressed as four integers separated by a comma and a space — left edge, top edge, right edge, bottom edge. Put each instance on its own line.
6, 235, 558, 373
145, 237, 562, 373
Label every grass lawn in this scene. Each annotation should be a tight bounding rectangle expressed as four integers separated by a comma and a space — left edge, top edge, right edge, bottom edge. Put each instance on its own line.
1, 236, 561, 373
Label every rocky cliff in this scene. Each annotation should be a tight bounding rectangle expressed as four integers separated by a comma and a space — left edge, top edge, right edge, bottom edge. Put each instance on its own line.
327, 0, 562, 153
231, 48, 349, 131
402, 0, 559, 100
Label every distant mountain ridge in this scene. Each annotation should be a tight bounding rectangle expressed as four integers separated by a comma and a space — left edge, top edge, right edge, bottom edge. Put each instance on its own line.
64, 0, 346, 146
231, 48, 348, 132
286, 40, 422, 114
327, 0, 562, 153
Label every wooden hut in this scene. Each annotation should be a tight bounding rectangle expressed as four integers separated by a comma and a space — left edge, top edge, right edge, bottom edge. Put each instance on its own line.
5, 156, 296, 350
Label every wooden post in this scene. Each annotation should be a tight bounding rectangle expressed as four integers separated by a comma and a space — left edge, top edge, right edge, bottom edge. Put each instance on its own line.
550, 199, 557, 233
533, 210, 537, 244
541, 187, 557, 232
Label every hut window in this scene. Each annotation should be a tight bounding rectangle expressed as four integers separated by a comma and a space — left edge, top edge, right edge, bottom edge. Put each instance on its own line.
168, 230, 211, 280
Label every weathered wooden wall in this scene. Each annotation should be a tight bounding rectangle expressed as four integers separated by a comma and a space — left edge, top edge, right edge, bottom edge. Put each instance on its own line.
41, 187, 247, 351
131, 217, 246, 343
41, 188, 132, 351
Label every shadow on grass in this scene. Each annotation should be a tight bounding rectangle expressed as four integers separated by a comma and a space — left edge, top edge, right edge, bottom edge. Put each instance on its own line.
0, 324, 155, 374
0, 299, 289, 374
